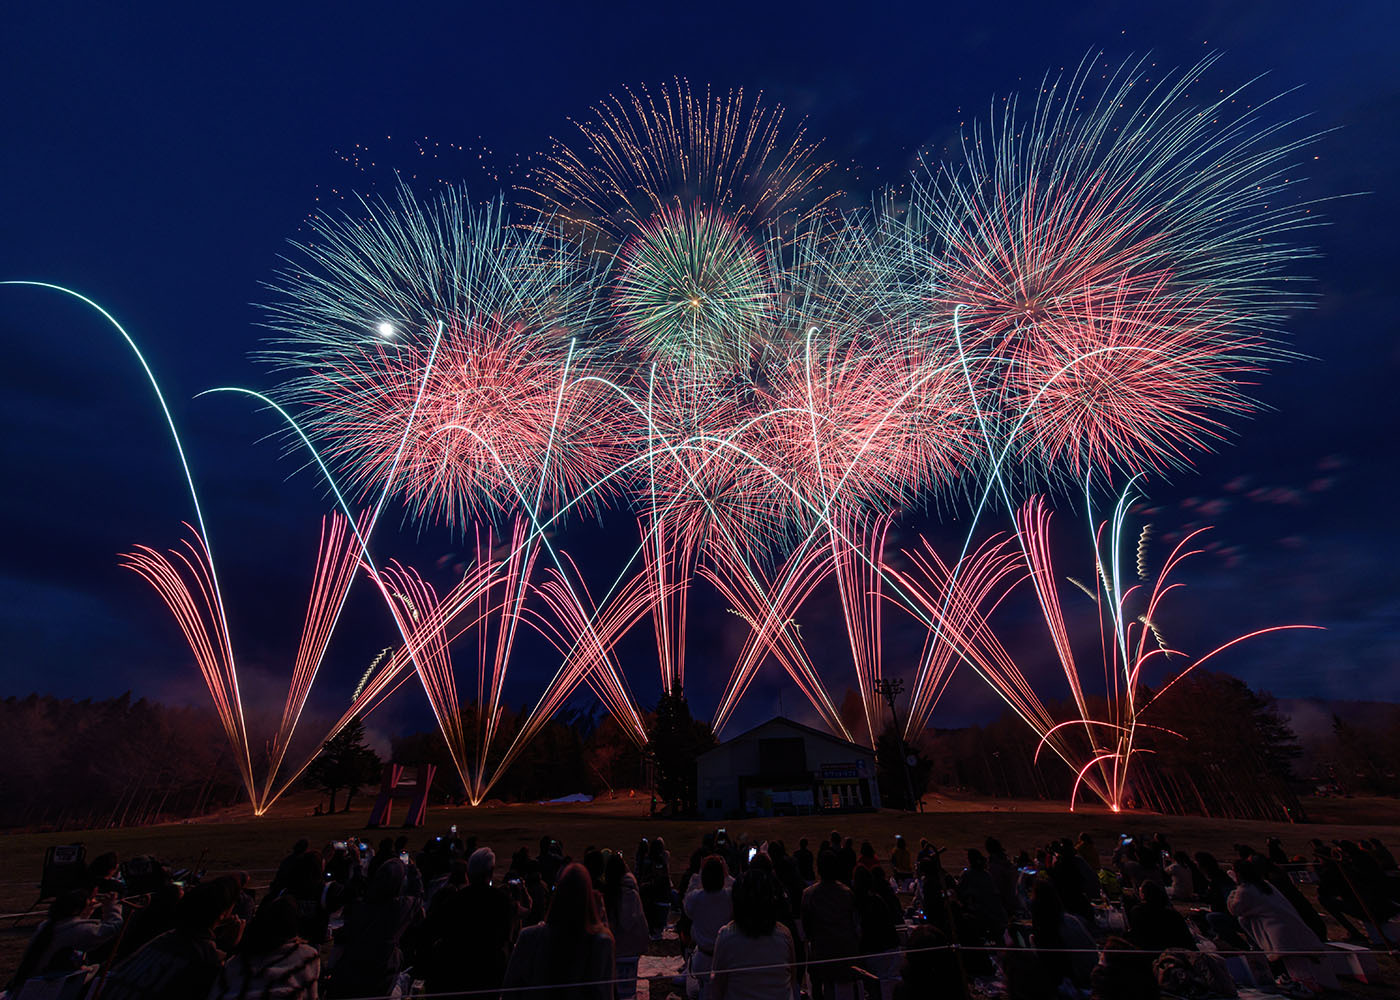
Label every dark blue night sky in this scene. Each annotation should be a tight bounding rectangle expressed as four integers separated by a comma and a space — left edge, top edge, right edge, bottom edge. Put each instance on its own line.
2, 1, 1397, 746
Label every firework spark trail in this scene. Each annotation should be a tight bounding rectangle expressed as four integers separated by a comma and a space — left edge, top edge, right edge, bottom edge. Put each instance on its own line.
525, 86, 951, 739
1017, 496, 1109, 795
120, 531, 255, 797
189, 361, 515, 815
269, 115, 986, 754
1005, 278, 1265, 479
702, 536, 849, 739
262, 186, 620, 530
754, 325, 978, 744
299, 318, 624, 529
520, 554, 652, 735
639, 516, 701, 693
178, 315, 446, 815
872, 55, 1322, 750
488, 554, 662, 794
377, 560, 470, 789
419, 341, 662, 779
886, 534, 1058, 738
290, 555, 500, 809
260, 412, 713, 807
259, 189, 663, 798
1014, 489, 1322, 810
97, 53, 1331, 809
830, 507, 891, 746
675, 357, 986, 740
613, 203, 773, 370
4, 282, 256, 796
473, 520, 533, 797
266, 509, 372, 794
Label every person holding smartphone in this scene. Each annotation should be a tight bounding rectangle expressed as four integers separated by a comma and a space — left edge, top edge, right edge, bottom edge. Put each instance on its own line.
8, 887, 124, 994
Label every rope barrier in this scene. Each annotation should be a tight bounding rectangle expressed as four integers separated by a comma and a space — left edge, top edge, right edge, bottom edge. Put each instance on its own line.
315, 937, 1392, 1000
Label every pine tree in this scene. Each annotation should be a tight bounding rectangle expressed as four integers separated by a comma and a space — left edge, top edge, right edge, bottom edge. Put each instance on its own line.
305, 717, 382, 813
645, 687, 716, 816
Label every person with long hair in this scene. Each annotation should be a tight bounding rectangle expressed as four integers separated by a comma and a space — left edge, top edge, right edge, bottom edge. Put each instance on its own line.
325, 859, 422, 999
642, 838, 674, 936
1127, 881, 1195, 953
603, 852, 650, 963
210, 894, 319, 999
1228, 858, 1337, 992
711, 868, 795, 1000
893, 925, 966, 1000
1029, 880, 1095, 990
684, 855, 733, 999
853, 866, 900, 1000
503, 862, 615, 999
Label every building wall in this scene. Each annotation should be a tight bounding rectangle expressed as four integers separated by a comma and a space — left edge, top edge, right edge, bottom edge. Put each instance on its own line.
697, 719, 880, 820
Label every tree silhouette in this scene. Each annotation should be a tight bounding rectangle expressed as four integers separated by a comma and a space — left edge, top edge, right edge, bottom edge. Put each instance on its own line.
305, 717, 382, 813
645, 687, 716, 816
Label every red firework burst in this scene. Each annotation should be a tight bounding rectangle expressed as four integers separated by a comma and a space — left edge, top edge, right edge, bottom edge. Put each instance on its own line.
755, 331, 978, 523
632, 370, 793, 553
304, 318, 625, 528
1006, 278, 1264, 478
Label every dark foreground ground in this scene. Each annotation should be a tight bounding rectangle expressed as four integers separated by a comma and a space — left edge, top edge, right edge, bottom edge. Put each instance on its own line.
4, 791, 1399, 991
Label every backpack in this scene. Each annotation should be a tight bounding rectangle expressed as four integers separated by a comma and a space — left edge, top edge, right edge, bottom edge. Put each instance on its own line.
1153, 949, 1236, 998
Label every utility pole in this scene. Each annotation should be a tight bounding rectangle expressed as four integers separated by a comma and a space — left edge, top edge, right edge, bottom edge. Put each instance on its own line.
874, 677, 919, 812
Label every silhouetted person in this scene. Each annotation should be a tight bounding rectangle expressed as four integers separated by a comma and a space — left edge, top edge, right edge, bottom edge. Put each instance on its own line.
116, 882, 182, 960
642, 838, 673, 935
269, 839, 310, 898
503, 862, 615, 999
712, 867, 795, 1000
1029, 880, 1095, 989
857, 841, 879, 870
210, 894, 319, 999
327, 859, 422, 998
602, 852, 650, 963
892, 925, 966, 1000
794, 838, 816, 883
684, 855, 732, 997
102, 881, 234, 1000
853, 866, 900, 999
1128, 880, 1195, 953
9, 888, 123, 993
958, 848, 1008, 941
802, 850, 859, 1000
1090, 935, 1159, 1000
87, 852, 123, 895
420, 847, 516, 996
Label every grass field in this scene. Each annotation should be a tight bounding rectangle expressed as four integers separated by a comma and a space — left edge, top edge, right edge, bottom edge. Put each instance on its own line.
4, 791, 1399, 988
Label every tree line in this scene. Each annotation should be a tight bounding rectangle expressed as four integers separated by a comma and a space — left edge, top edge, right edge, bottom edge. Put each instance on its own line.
0, 693, 243, 830
917, 671, 1313, 821
3, 670, 1391, 829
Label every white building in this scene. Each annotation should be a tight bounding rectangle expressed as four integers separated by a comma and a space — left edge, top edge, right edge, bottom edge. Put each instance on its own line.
696, 717, 881, 820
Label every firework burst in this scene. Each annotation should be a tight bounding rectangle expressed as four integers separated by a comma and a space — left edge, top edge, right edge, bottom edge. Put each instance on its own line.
613, 203, 773, 370
1005, 278, 1267, 479
261, 185, 622, 528
895, 52, 1319, 487
524, 77, 840, 246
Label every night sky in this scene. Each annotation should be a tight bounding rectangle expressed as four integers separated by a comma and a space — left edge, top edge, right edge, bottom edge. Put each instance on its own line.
2, 1, 1397, 749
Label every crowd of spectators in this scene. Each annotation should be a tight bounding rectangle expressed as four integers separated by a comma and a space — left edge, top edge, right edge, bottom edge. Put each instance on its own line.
6, 824, 1398, 999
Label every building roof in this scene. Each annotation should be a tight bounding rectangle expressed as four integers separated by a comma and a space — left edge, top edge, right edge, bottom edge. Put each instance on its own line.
699, 716, 874, 761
